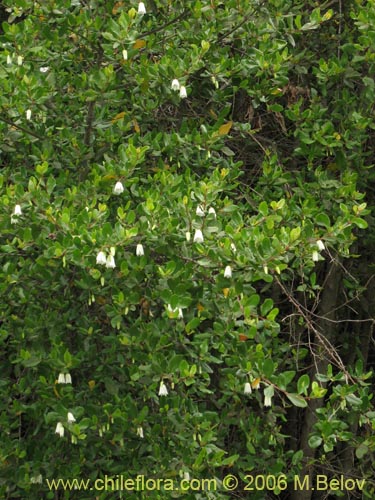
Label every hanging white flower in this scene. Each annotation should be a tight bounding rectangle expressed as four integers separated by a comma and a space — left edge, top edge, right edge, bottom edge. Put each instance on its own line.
312, 251, 319, 262
106, 255, 116, 269
244, 382, 252, 395
136, 244, 145, 256
196, 205, 205, 217
57, 372, 72, 384
208, 207, 216, 217
67, 412, 76, 423
264, 394, 272, 407
158, 381, 168, 396
12, 204, 22, 220
171, 79, 180, 91
138, 2, 146, 14
193, 229, 204, 243
55, 422, 64, 437
224, 265, 232, 278
179, 85, 187, 99
263, 385, 274, 407
113, 181, 124, 195
26, 109, 32, 120
136, 426, 144, 438
122, 49, 128, 61
316, 239, 325, 251
96, 251, 107, 265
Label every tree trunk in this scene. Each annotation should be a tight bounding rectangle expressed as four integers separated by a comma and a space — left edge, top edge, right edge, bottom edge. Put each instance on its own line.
290, 260, 342, 500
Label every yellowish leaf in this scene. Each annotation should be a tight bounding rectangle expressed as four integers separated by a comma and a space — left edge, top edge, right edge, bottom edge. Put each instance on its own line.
112, 1, 124, 14
133, 119, 140, 133
223, 287, 230, 298
218, 121, 233, 135
251, 378, 261, 389
322, 9, 333, 21
197, 303, 204, 312
133, 39, 146, 49
111, 111, 126, 123
88, 380, 96, 390
53, 385, 60, 398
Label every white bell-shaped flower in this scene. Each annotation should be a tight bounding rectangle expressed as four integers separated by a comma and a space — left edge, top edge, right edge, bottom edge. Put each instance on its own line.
193, 229, 204, 243
138, 2, 146, 14
67, 412, 76, 423
136, 244, 145, 256
224, 265, 232, 278
55, 422, 64, 437
113, 181, 124, 195
96, 251, 107, 265
158, 381, 168, 396
106, 255, 116, 269
171, 79, 180, 91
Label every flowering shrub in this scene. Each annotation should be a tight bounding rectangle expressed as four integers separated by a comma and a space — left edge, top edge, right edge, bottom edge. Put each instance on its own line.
0, 1, 374, 499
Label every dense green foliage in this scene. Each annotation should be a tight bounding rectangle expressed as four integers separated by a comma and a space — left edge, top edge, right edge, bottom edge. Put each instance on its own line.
0, 0, 374, 498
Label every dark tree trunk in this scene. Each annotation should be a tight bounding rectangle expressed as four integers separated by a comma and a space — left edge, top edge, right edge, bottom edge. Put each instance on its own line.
290, 260, 342, 500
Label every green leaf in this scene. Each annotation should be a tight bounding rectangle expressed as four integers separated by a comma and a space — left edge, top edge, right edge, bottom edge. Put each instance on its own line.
297, 374, 310, 395
352, 217, 368, 229
355, 443, 369, 459
286, 393, 307, 408
308, 435, 322, 448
